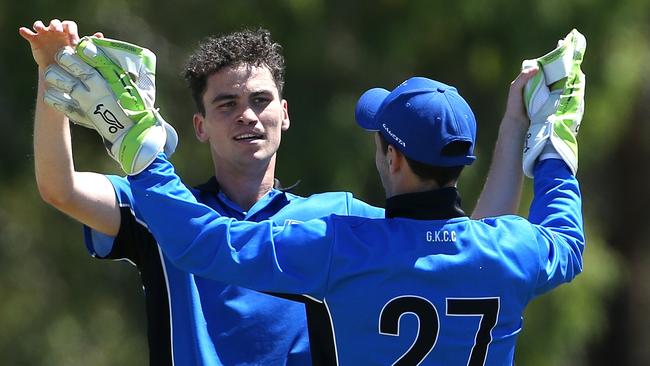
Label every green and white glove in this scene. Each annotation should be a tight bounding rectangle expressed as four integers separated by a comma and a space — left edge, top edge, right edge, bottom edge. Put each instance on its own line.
44, 36, 177, 175
522, 29, 586, 178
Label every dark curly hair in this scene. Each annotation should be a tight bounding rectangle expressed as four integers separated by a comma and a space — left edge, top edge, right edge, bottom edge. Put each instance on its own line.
183, 28, 285, 115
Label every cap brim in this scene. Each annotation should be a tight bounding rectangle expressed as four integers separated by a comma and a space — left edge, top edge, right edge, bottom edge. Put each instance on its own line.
355, 88, 389, 131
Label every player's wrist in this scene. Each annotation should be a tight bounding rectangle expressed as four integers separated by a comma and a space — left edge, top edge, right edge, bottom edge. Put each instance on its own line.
499, 115, 529, 136
37, 66, 49, 78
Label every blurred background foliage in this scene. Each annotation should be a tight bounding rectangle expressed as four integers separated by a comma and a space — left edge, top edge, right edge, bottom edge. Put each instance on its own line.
1, 0, 648, 364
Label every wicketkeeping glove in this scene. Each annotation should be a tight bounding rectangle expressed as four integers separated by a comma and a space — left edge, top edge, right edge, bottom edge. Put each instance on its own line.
521, 29, 586, 178
43, 36, 177, 175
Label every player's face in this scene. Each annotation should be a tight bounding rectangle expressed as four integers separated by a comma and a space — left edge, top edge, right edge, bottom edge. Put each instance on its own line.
194, 64, 290, 170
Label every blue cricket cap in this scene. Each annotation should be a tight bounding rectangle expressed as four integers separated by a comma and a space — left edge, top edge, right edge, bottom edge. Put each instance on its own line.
355, 77, 477, 167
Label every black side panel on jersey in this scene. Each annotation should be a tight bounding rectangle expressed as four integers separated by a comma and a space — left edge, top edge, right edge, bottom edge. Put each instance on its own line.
105, 206, 173, 366
267, 292, 337, 366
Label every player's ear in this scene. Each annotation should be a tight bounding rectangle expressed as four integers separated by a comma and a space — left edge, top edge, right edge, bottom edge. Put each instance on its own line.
280, 99, 290, 131
386, 145, 404, 174
193, 113, 209, 143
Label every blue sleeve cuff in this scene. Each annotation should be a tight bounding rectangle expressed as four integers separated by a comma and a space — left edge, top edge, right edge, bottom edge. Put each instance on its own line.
83, 225, 117, 258
81, 174, 127, 258
534, 158, 571, 176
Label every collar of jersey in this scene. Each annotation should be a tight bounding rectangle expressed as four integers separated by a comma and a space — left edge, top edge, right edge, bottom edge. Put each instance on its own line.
385, 187, 467, 220
194, 176, 299, 193
217, 189, 285, 218
194, 176, 292, 219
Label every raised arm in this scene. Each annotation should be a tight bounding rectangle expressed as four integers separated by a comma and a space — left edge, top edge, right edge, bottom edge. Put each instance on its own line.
471, 68, 538, 219
526, 29, 587, 292
128, 156, 332, 297
20, 20, 120, 235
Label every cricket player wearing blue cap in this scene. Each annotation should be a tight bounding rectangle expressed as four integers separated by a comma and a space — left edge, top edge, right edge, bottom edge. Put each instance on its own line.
120, 63, 585, 364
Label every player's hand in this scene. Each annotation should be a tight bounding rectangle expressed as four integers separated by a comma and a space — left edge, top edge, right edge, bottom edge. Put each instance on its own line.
19, 19, 102, 69
503, 67, 539, 126
521, 29, 586, 177
44, 37, 178, 174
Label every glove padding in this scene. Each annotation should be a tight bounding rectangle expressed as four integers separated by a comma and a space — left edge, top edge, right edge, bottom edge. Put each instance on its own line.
522, 29, 586, 178
44, 36, 177, 175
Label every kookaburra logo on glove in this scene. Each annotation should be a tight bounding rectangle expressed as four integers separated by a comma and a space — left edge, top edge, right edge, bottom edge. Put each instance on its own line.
93, 104, 124, 133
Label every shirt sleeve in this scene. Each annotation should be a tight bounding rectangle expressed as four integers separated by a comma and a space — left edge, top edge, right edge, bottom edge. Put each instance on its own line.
128, 155, 335, 299
346, 194, 385, 218
83, 175, 144, 264
527, 159, 585, 296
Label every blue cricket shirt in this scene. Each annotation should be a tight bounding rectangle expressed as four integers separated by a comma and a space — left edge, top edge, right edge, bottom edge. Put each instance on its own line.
128, 156, 584, 366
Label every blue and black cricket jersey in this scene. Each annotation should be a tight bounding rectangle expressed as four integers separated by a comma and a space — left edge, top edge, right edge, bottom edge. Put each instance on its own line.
84, 174, 383, 365
128, 156, 584, 366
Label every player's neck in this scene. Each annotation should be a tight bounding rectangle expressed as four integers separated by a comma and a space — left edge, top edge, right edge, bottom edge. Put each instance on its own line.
213, 156, 277, 211
386, 171, 441, 198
